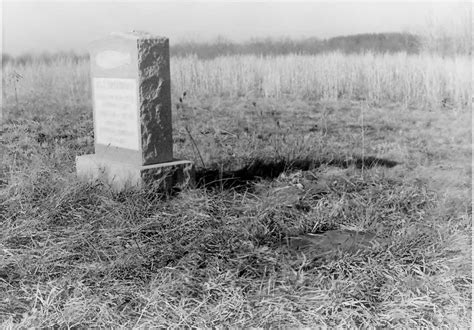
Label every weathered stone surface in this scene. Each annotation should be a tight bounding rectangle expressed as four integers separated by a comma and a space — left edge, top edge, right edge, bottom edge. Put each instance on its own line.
137, 37, 173, 165
142, 159, 195, 190
76, 154, 194, 191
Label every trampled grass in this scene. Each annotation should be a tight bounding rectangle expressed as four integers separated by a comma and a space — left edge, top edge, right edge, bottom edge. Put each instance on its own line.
0, 53, 472, 327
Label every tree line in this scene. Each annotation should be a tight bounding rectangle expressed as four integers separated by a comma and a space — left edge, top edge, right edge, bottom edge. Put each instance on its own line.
2, 31, 469, 65
171, 33, 421, 58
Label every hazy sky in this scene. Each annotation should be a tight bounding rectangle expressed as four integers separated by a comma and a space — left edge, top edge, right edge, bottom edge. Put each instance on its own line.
2, 1, 470, 55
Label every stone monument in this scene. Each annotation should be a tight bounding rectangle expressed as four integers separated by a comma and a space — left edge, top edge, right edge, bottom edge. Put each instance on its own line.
76, 31, 194, 191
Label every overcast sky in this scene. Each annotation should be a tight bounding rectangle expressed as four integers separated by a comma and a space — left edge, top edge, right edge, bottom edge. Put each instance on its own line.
2, 1, 470, 55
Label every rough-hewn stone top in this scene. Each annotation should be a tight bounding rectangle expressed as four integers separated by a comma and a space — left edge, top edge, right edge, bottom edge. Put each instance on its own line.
110, 31, 167, 41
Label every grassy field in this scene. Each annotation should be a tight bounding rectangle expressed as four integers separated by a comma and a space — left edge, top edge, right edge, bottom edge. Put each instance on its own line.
0, 53, 472, 327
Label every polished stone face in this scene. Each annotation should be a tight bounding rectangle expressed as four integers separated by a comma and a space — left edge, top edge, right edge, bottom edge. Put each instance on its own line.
93, 77, 139, 150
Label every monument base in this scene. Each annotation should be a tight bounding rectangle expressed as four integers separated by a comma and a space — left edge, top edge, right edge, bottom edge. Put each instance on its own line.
76, 154, 195, 191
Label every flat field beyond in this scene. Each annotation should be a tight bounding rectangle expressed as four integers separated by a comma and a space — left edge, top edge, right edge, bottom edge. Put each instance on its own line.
0, 53, 472, 327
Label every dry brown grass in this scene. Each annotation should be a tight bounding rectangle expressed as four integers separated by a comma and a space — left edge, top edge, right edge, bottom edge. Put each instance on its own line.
171, 53, 471, 110
0, 54, 471, 327
2, 52, 470, 121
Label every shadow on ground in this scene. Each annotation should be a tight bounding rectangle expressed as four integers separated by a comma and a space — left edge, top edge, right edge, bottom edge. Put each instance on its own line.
195, 156, 399, 190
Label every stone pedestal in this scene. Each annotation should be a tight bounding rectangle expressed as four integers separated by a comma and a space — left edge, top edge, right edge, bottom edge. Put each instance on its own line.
76, 31, 194, 191
76, 155, 194, 191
